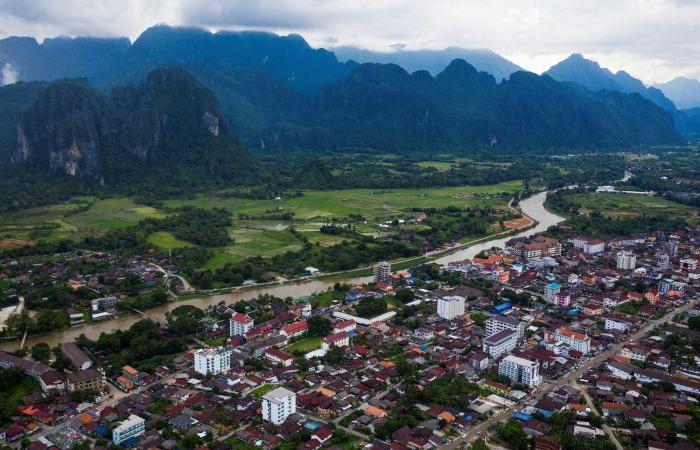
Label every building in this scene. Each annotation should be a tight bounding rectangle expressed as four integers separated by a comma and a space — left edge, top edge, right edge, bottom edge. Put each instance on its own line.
374, 261, 391, 283
193, 347, 231, 376
517, 237, 562, 260
548, 327, 591, 354
485, 315, 525, 339
552, 292, 571, 308
61, 342, 93, 370
544, 283, 561, 303
264, 347, 294, 367
681, 258, 698, 271
322, 331, 350, 351
66, 368, 106, 392
659, 279, 686, 295
230, 312, 254, 337
112, 414, 145, 445
616, 251, 637, 270
280, 320, 308, 338
499, 355, 542, 388
262, 387, 297, 425
437, 295, 466, 320
0, 351, 65, 391
482, 329, 519, 358
332, 319, 356, 334
91, 296, 118, 311
569, 237, 605, 254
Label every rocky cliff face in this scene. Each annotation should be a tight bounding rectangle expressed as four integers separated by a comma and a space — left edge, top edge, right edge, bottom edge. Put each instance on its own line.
11, 68, 247, 179
11, 80, 110, 176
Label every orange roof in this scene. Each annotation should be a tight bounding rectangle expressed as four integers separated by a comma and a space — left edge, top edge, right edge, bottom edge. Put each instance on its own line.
601, 402, 630, 410
566, 403, 588, 412
379, 361, 396, 368
611, 355, 631, 364
317, 387, 336, 398
122, 365, 139, 375
559, 327, 588, 341
78, 413, 96, 424
473, 254, 503, 265
438, 411, 456, 422
364, 406, 387, 418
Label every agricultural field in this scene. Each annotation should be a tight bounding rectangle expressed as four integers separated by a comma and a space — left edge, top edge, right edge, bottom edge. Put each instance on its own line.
564, 192, 698, 221
163, 181, 522, 221
0, 181, 523, 270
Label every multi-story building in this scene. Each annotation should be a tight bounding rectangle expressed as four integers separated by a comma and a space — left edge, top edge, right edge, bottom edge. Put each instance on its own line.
569, 237, 605, 254
61, 342, 93, 370
544, 283, 561, 303
659, 279, 686, 295
485, 315, 525, 339
262, 387, 297, 425
437, 295, 466, 320
264, 348, 294, 367
374, 261, 391, 283
66, 368, 106, 392
322, 331, 350, 351
482, 329, 518, 358
547, 327, 591, 354
112, 414, 145, 445
553, 292, 571, 308
516, 237, 562, 260
616, 251, 637, 270
280, 320, 308, 338
230, 312, 254, 337
193, 347, 231, 376
499, 355, 542, 388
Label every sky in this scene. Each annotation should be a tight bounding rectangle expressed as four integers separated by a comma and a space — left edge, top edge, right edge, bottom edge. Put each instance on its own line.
0, 0, 699, 83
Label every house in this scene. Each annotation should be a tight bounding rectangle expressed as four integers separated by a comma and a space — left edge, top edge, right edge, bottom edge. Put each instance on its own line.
265, 348, 294, 367
322, 332, 349, 351
546, 327, 591, 354
281, 321, 308, 338
61, 343, 93, 370
482, 329, 518, 358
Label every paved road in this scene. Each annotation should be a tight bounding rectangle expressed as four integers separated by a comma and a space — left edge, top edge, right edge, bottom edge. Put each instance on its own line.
437, 297, 699, 450
577, 383, 624, 450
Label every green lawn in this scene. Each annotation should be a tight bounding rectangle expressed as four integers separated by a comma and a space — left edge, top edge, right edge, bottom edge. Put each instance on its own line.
248, 384, 280, 398
565, 192, 698, 221
147, 231, 194, 249
286, 336, 322, 354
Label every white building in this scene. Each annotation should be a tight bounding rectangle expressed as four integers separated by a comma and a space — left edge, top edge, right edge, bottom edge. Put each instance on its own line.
230, 312, 254, 337
605, 317, 633, 332
482, 329, 519, 358
374, 261, 391, 283
569, 237, 605, 254
485, 315, 525, 339
262, 387, 297, 425
616, 251, 637, 270
194, 347, 232, 376
499, 355, 542, 388
548, 327, 591, 354
112, 414, 145, 444
322, 331, 350, 351
437, 295, 466, 320
544, 283, 561, 303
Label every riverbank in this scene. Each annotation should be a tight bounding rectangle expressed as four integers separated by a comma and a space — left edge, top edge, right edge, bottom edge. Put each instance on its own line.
0, 190, 564, 351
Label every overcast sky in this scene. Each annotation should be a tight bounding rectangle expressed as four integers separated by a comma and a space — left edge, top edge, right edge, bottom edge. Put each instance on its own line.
0, 0, 699, 83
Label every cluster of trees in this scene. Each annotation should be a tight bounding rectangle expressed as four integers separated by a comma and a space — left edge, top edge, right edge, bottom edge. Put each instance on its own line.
0, 367, 39, 425
140, 207, 232, 247
353, 297, 388, 318
407, 206, 495, 247
76, 319, 186, 375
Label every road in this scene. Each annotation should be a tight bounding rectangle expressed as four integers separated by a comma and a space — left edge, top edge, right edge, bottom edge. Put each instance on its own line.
437, 297, 699, 450
577, 383, 624, 450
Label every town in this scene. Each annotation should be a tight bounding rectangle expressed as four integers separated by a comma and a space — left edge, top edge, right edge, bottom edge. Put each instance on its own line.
0, 223, 699, 450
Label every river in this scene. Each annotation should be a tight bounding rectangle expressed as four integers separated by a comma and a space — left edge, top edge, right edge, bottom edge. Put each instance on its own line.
1, 190, 563, 351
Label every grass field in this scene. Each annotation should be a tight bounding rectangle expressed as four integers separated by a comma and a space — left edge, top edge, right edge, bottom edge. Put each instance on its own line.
565, 192, 698, 220
163, 181, 522, 221
0, 181, 522, 268
286, 336, 322, 354
248, 384, 280, 398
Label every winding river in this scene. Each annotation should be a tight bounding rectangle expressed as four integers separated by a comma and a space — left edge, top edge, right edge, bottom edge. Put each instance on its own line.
1, 190, 564, 351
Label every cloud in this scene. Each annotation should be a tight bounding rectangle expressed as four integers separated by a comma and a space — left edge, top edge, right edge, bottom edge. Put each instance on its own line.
0, 0, 698, 82
1, 62, 18, 85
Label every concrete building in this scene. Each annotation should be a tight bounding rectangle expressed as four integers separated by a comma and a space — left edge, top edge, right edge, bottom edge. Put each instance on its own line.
66, 368, 106, 392
544, 283, 561, 303
322, 331, 350, 351
374, 261, 391, 283
437, 295, 466, 320
482, 329, 519, 358
659, 279, 686, 295
193, 347, 231, 376
112, 414, 145, 445
517, 237, 562, 260
548, 327, 591, 354
230, 312, 254, 337
616, 251, 637, 270
499, 355, 542, 388
485, 315, 525, 339
262, 387, 297, 425
61, 342, 93, 370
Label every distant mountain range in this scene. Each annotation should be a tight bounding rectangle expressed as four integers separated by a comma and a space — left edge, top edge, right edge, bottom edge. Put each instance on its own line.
544, 53, 676, 111
0, 25, 693, 181
653, 77, 700, 109
332, 46, 523, 82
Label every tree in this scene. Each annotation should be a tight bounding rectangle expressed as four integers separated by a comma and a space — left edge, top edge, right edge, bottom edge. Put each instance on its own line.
31, 342, 51, 364
498, 420, 529, 450
395, 289, 415, 304
689, 316, 700, 331
470, 439, 488, 450
308, 316, 332, 337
